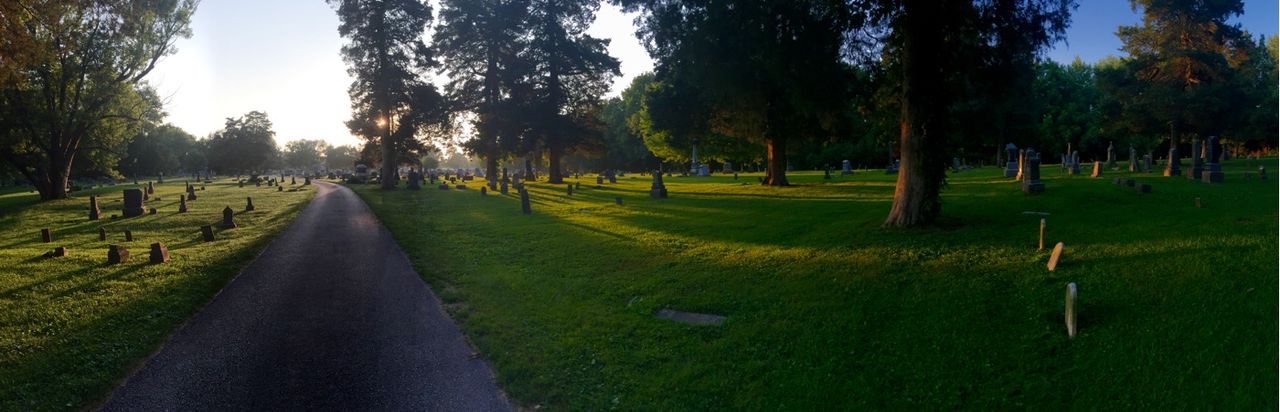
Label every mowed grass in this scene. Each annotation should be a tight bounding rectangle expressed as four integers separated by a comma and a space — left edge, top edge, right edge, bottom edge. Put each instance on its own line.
353, 159, 1277, 410
0, 178, 314, 411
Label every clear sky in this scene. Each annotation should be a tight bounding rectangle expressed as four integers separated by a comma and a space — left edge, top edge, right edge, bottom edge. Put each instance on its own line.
148, 0, 1277, 148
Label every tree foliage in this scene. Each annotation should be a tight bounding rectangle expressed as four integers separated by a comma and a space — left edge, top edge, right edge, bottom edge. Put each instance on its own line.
206, 111, 280, 175
0, 0, 195, 199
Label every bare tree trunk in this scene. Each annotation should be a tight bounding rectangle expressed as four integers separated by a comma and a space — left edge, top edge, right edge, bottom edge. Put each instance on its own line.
380, 121, 397, 190
547, 144, 564, 183
884, 0, 950, 228
762, 137, 789, 186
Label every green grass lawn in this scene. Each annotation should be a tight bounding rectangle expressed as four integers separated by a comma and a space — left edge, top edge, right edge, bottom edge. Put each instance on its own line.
0, 178, 314, 411
352, 159, 1278, 410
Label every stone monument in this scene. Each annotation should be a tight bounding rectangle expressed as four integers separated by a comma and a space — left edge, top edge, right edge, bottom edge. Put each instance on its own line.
1187, 139, 1203, 180
649, 170, 668, 199
1003, 143, 1019, 178
1106, 141, 1116, 170
122, 189, 145, 218
89, 195, 101, 220
1201, 135, 1224, 183
841, 160, 852, 175
1021, 149, 1045, 194
221, 206, 237, 229
1163, 146, 1181, 177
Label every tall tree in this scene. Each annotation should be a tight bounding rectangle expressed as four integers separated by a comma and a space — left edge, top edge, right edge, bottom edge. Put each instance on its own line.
1115, 0, 1250, 145
879, 0, 1072, 227
331, 0, 446, 189
324, 144, 361, 170
206, 111, 280, 175
0, 0, 195, 199
615, 0, 855, 185
434, 0, 529, 186
119, 123, 200, 177
283, 139, 330, 170
523, 0, 619, 183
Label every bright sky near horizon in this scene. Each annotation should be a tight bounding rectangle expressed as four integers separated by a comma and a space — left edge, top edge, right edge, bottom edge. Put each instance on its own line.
148, 0, 1278, 149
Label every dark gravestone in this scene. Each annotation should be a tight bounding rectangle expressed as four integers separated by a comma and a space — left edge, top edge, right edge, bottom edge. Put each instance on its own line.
239, 181, 245, 188
89, 195, 101, 220
1187, 139, 1204, 180
222, 206, 237, 229
1201, 136, 1224, 183
187, 184, 197, 201
98, 227, 107, 241
1003, 143, 1019, 178
1164, 147, 1181, 177
615, 197, 623, 205
1106, 141, 1117, 169
1128, 146, 1138, 172
500, 180, 508, 195
245, 197, 255, 211
480, 186, 488, 196
123, 189, 145, 217
291, 176, 296, 185
108, 244, 130, 264
41, 228, 51, 243
1068, 151, 1081, 175
1021, 149, 1045, 194
596, 176, 604, 185
179, 194, 188, 213
48, 246, 68, 258
124, 229, 133, 242
566, 184, 573, 196
277, 186, 283, 192
455, 184, 467, 190
304, 176, 311, 185
608, 174, 617, 184
201, 225, 215, 242
149, 208, 157, 215
147, 181, 154, 195
520, 189, 532, 215
407, 170, 421, 190
650, 171, 668, 199
149, 242, 170, 264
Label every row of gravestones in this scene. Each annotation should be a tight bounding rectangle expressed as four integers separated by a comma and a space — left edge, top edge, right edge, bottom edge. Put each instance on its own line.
47, 195, 259, 266
426, 170, 660, 215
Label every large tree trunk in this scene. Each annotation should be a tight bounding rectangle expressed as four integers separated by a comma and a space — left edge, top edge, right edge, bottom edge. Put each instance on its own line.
884, 0, 950, 228
380, 124, 397, 190
547, 144, 564, 183
762, 137, 789, 186
486, 152, 498, 189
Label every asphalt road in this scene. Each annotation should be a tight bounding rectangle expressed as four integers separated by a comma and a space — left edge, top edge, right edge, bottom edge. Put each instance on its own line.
102, 182, 511, 411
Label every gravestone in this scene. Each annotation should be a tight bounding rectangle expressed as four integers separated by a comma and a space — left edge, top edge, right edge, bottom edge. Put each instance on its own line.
566, 184, 573, 196
842, 160, 852, 175
597, 176, 604, 185
291, 176, 296, 185
615, 197, 623, 205
1016, 149, 1026, 180
1106, 141, 1116, 169
455, 184, 466, 190
1003, 143, 1019, 178
41, 228, 51, 243
1090, 161, 1102, 178
149, 242, 170, 264
1128, 146, 1138, 172
438, 183, 449, 190
500, 180, 508, 195
1142, 154, 1152, 173
649, 171, 668, 199
277, 186, 283, 192
149, 207, 157, 215
89, 195, 101, 220
304, 176, 311, 185
1201, 135, 1224, 183
157, 173, 164, 183
1162, 145, 1181, 177
407, 170, 421, 190
608, 173, 617, 184
885, 159, 899, 175
1065, 282, 1078, 338
222, 206, 237, 229
245, 197, 255, 211
480, 186, 487, 196
178, 195, 188, 213
1038, 218, 1046, 251
187, 184, 197, 201
1068, 151, 1080, 175
239, 181, 245, 188
520, 189, 531, 215
98, 227, 106, 241
1187, 139, 1203, 180
108, 244, 130, 264
654, 309, 725, 326
124, 229, 133, 242
122, 189, 145, 217
147, 181, 154, 195
1021, 149, 1044, 194
1047, 242, 1065, 271
46, 246, 68, 258
201, 225, 215, 242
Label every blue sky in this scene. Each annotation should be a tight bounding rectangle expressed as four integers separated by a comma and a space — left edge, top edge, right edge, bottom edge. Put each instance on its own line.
147, 1, 1278, 148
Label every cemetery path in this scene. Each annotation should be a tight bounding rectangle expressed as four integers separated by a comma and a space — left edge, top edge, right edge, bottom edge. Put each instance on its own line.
101, 182, 511, 411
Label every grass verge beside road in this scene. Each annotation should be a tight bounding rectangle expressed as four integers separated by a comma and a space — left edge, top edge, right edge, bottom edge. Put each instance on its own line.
0, 178, 314, 411
354, 160, 1277, 410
